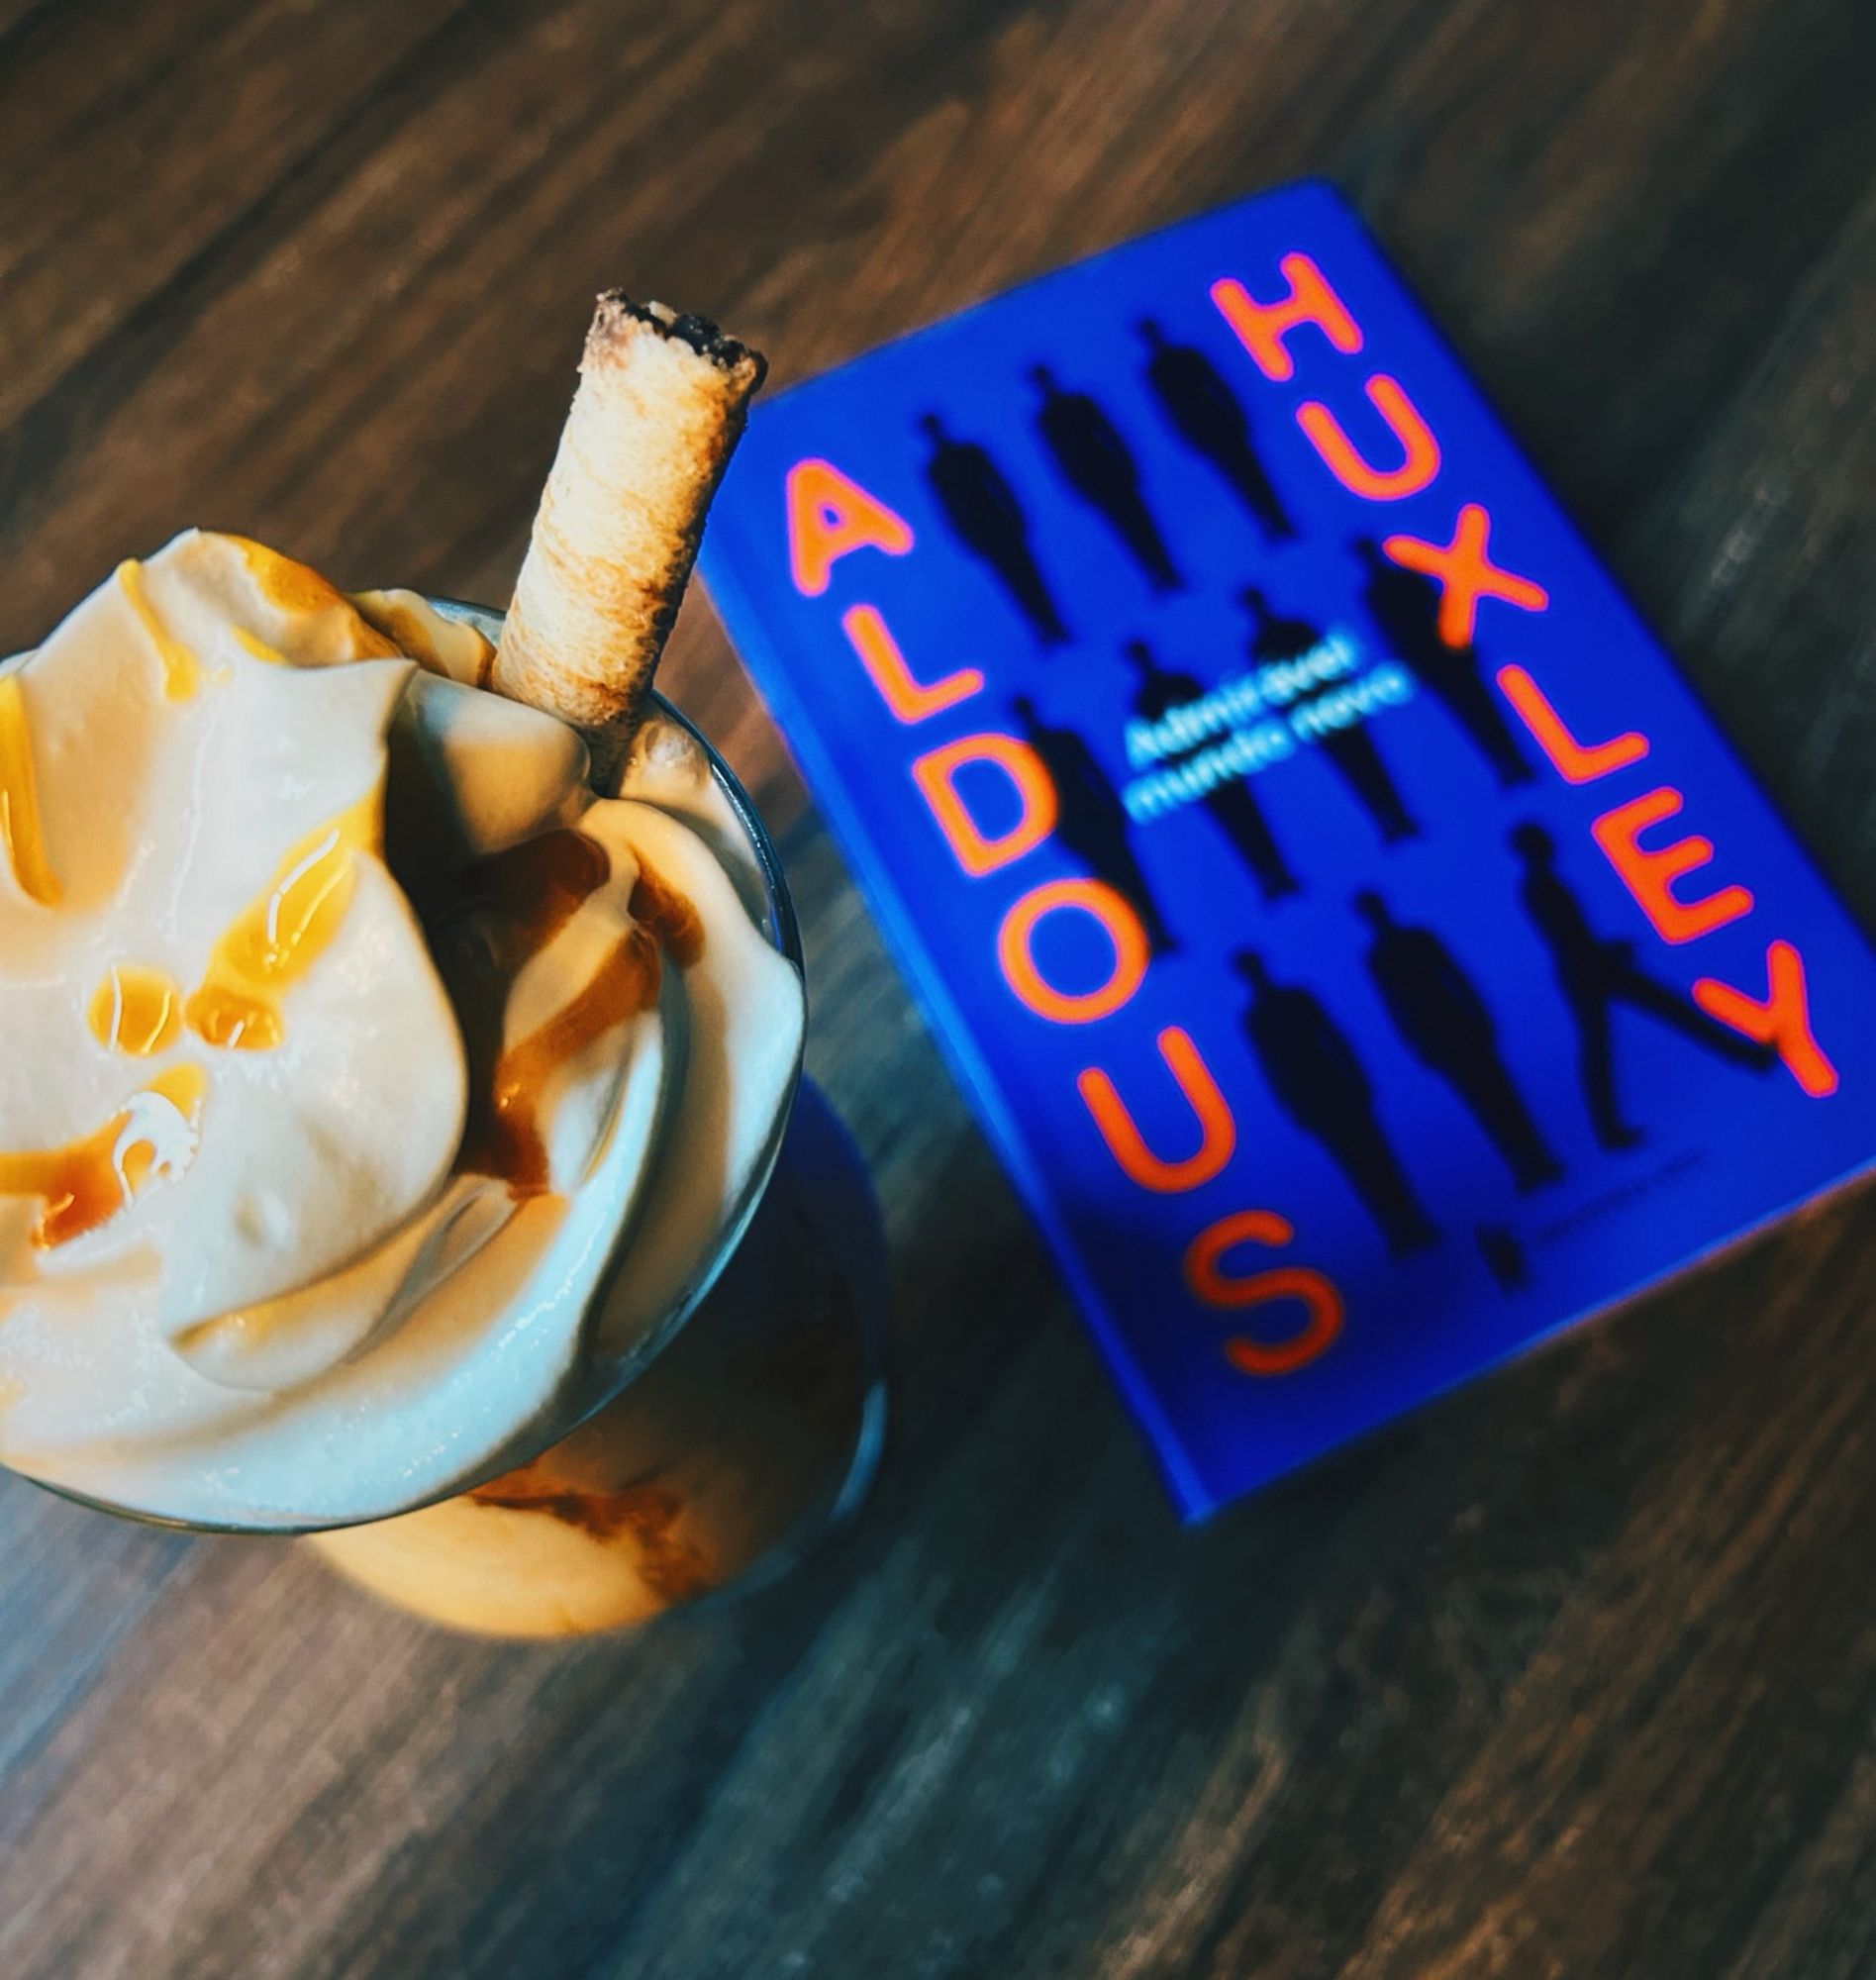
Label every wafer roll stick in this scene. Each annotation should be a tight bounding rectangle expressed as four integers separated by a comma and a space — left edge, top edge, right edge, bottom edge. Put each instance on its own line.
493, 296, 765, 765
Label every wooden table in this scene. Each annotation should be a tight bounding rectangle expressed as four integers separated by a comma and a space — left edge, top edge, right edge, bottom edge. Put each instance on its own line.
3, 2, 1872, 1973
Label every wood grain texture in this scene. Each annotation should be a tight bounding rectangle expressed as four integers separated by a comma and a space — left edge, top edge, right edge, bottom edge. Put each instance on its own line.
2, 1, 1872, 1974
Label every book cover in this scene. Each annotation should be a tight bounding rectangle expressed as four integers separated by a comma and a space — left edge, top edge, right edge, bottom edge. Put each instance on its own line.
698, 181, 1876, 1518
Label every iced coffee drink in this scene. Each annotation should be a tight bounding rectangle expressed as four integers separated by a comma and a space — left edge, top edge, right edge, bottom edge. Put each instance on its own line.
0, 301, 882, 1634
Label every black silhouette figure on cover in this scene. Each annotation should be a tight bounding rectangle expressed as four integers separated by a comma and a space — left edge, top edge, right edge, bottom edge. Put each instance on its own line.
1136, 318, 1296, 543
1352, 536, 1535, 788
1510, 822, 1773, 1150
1477, 1224, 1530, 1293
1010, 693, 1175, 953
1123, 637, 1300, 902
1354, 889, 1563, 1192
1232, 948, 1439, 1255
918, 412, 1069, 647
1028, 363, 1183, 594
1238, 586, 1421, 844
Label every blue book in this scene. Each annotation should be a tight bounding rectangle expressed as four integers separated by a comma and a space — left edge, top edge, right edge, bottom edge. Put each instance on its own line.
698, 181, 1876, 1518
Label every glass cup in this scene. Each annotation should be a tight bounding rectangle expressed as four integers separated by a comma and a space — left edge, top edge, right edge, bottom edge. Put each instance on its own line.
309, 1075, 888, 1637
27, 598, 888, 1639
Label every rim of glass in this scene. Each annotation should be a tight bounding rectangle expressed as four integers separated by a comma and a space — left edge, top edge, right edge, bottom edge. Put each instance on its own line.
22, 596, 806, 1537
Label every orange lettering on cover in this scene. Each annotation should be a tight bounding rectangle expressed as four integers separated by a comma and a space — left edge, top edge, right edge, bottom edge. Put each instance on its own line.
1496, 664, 1648, 783
998, 878, 1148, 1025
1694, 940, 1838, 1096
1077, 1028, 1235, 1193
1296, 374, 1440, 500
784, 458, 914, 597
1209, 253, 1364, 383
912, 734, 1058, 878
1591, 786, 1753, 943
1383, 504, 1549, 646
843, 604, 982, 724
1183, 1210, 1343, 1375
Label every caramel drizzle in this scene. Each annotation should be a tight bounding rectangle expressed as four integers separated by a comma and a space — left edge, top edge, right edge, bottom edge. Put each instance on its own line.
437, 835, 704, 1197
184, 794, 378, 1051
630, 858, 706, 969
466, 1464, 712, 1599
477, 923, 661, 1195
117, 559, 200, 700
0, 673, 59, 906
231, 539, 401, 657
440, 831, 642, 1195
231, 626, 290, 666
0, 1063, 208, 1249
89, 964, 184, 1057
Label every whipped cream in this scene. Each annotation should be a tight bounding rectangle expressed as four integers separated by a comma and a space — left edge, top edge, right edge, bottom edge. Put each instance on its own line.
0, 532, 803, 1527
